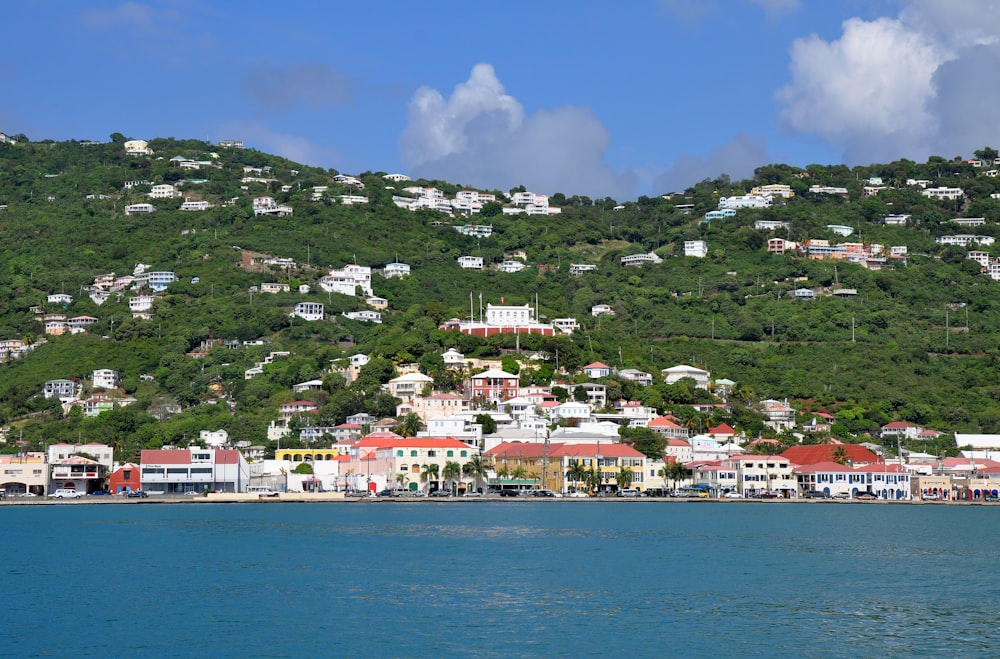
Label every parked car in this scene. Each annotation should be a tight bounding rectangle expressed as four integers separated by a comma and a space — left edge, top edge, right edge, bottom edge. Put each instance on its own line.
52, 488, 83, 499
125, 490, 149, 498
88, 490, 109, 496
854, 491, 878, 500
758, 491, 780, 499
832, 491, 851, 500
618, 489, 640, 498
462, 491, 483, 498
377, 489, 406, 497
722, 491, 743, 498
498, 489, 522, 497
429, 489, 452, 497
567, 491, 589, 498
345, 490, 372, 498
804, 490, 830, 499
533, 489, 562, 498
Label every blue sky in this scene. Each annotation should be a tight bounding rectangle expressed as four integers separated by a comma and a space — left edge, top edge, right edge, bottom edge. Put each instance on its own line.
4, 0, 1000, 199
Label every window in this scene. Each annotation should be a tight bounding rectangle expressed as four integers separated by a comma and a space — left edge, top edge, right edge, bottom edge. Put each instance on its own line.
460, 450, 467, 457
428, 450, 436, 457
397, 450, 404, 457
410, 450, 418, 457
447, 450, 454, 457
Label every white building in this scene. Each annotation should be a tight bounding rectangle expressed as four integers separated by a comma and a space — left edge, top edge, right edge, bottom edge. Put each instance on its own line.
383, 262, 411, 278
291, 302, 325, 321
922, 187, 964, 201
569, 264, 597, 275
719, 195, 771, 209
92, 369, 119, 390
457, 256, 484, 270
591, 304, 615, 317
621, 252, 663, 266
684, 240, 708, 258
148, 184, 180, 199
124, 203, 156, 215
342, 310, 382, 323
662, 364, 710, 390
936, 235, 995, 247
180, 200, 212, 211
140, 448, 250, 494
318, 264, 373, 296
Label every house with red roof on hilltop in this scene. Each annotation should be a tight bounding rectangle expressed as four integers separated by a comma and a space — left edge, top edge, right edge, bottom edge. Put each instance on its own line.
880, 421, 924, 440
582, 361, 611, 378
707, 423, 736, 442
648, 416, 689, 440
781, 443, 881, 467
280, 400, 318, 420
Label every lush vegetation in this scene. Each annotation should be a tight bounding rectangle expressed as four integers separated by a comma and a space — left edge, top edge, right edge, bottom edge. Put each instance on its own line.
3, 135, 1000, 460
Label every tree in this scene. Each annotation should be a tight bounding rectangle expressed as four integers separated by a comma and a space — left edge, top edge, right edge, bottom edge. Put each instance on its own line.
619, 426, 667, 460
659, 461, 689, 492
831, 445, 849, 465
442, 460, 462, 492
475, 413, 497, 435
420, 463, 440, 491
616, 465, 634, 491
566, 461, 589, 491
463, 455, 488, 493
395, 472, 411, 490
397, 413, 424, 437
293, 462, 314, 474
974, 146, 999, 162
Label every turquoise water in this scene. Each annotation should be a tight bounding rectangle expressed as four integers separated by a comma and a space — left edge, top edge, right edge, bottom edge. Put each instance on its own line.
4, 502, 998, 657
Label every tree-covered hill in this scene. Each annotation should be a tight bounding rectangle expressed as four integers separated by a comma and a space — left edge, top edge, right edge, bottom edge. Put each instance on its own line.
3, 134, 1000, 458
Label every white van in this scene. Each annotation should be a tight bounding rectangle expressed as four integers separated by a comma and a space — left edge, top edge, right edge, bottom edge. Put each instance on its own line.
52, 488, 83, 499
247, 486, 279, 497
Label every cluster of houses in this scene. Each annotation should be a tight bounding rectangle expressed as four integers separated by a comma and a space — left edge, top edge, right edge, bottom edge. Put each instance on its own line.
392, 187, 561, 217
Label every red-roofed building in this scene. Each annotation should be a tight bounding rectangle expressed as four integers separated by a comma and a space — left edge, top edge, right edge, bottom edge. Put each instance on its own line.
139, 448, 249, 494
663, 438, 693, 464
342, 435, 479, 494
648, 416, 689, 440
280, 400, 318, 420
880, 421, 924, 440
707, 423, 736, 441
781, 444, 881, 468
583, 362, 611, 378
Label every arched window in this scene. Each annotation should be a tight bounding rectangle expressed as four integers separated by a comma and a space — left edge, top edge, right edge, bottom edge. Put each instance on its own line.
397, 450, 404, 457
460, 450, 467, 457
447, 450, 454, 457
410, 450, 418, 457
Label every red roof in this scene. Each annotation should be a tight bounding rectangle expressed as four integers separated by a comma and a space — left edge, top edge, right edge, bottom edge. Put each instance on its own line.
649, 416, 683, 429
792, 461, 855, 474
584, 362, 610, 370
369, 436, 471, 450
781, 444, 881, 466
550, 443, 646, 458
708, 423, 735, 435
666, 439, 690, 447
882, 421, 917, 429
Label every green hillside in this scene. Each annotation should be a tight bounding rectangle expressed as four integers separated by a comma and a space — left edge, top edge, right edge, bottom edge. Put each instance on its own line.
2, 134, 1000, 459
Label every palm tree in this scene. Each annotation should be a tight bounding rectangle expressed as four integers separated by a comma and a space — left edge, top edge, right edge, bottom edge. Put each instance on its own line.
831, 445, 849, 465
397, 413, 424, 438
566, 461, 589, 492
659, 461, 688, 492
395, 471, 410, 491
442, 460, 462, 493
616, 465, 634, 491
463, 455, 488, 493
420, 463, 440, 492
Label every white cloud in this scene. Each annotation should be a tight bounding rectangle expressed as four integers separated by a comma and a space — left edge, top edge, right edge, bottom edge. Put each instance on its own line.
399, 64, 635, 199
777, 0, 1000, 163
652, 133, 771, 194
244, 64, 353, 111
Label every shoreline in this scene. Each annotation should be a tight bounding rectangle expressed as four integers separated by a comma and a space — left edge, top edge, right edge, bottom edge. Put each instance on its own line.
0, 493, 991, 507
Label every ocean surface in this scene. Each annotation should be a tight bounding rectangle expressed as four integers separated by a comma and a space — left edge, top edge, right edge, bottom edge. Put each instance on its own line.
4, 501, 999, 658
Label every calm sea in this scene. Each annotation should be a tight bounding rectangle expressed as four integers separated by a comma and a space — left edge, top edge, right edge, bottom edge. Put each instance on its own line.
4, 501, 998, 658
